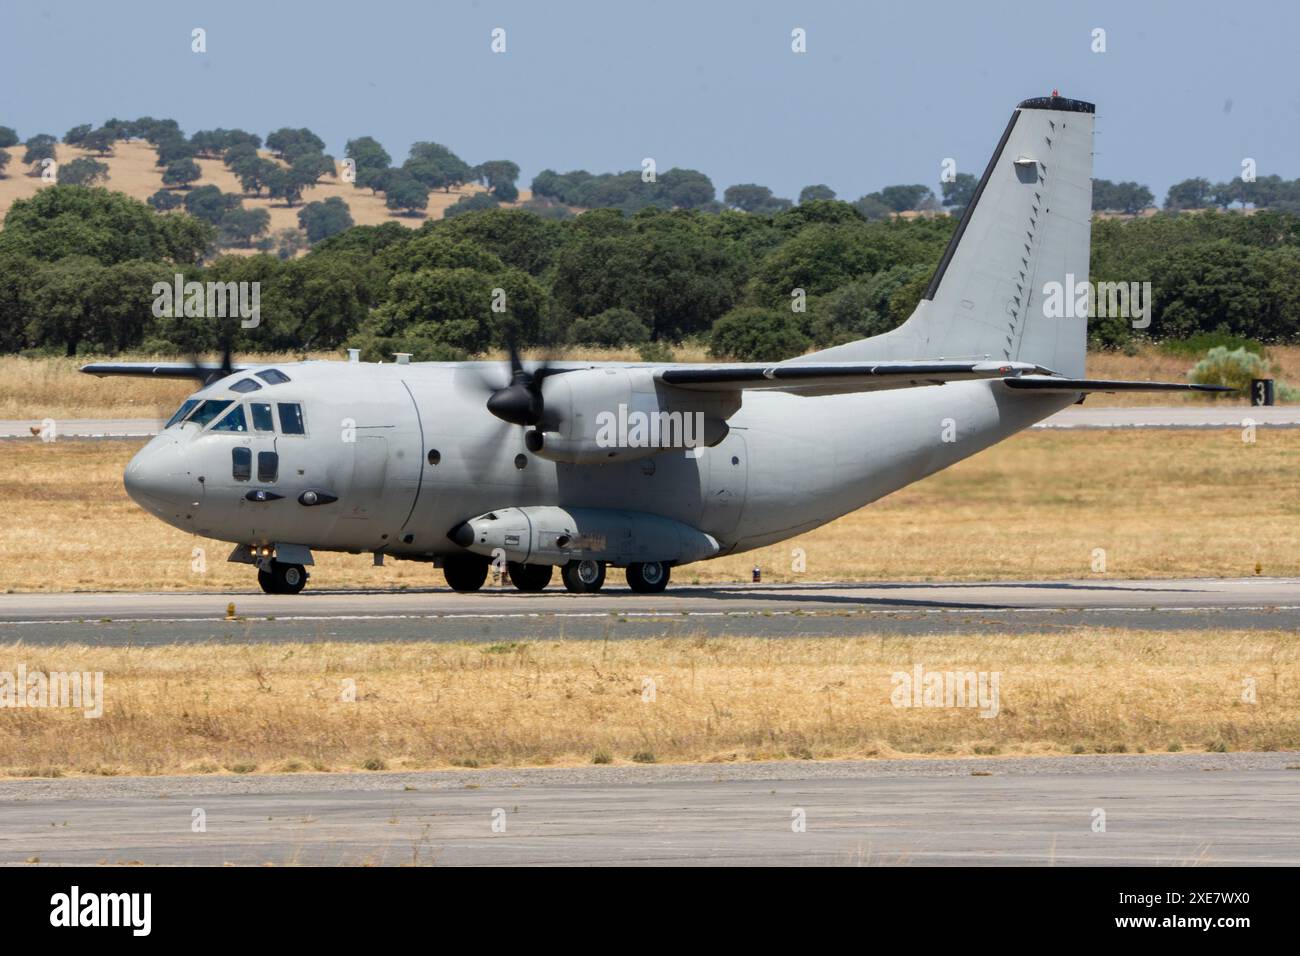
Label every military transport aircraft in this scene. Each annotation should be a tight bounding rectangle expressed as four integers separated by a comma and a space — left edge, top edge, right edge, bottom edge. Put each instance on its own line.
84, 94, 1225, 596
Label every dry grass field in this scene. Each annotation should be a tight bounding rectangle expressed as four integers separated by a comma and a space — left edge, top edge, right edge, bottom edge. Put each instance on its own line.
1, 628, 1295, 777
1, 426, 1295, 592
0, 141, 530, 245
3, 346, 1295, 422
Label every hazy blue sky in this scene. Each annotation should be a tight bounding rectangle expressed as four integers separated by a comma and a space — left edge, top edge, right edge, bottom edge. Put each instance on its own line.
4, 0, 1298, 204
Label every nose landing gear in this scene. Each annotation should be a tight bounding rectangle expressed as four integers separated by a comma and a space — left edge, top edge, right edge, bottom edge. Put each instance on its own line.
258, 560, 308, 595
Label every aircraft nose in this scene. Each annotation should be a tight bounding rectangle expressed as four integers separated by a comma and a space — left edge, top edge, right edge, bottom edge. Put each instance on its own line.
124, 440, 200, 521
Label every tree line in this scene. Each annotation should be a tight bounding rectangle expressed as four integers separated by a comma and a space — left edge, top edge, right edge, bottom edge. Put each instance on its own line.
3, 177, 1300, 361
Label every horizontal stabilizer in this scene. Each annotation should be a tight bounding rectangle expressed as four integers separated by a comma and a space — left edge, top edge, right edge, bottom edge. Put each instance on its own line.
1002, 376, 1233, 394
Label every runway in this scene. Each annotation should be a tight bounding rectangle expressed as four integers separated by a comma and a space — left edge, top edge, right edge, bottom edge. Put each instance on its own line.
3, 404, 1298, 439
0, 577, 1295, 644
2, 752, 1297, 865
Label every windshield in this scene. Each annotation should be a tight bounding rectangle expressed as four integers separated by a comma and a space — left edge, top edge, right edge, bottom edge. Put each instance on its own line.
165, 399, 200, 429
185, 399, 234, 428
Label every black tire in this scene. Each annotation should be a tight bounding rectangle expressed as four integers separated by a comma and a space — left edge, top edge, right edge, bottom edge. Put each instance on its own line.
561, 559, 605, 593
626, 561, 670, 594
260, 561, 308, 595
443, 553, 489, 592
508, 561, 553, 592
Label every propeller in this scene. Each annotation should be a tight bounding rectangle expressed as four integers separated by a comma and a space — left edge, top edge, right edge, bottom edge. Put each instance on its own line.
178, 328, 237, 386
481, 340, 563, 429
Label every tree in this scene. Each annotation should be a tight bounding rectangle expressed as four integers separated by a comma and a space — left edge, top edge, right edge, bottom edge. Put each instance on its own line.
63, 124, 92, 146
266, 127, 325, 158
148, 189, 184, 212
569, 308, 650, 347
873, 184, 936, 212
723, 183, 793, 214
345, 136, 391, 173
57, 158, 110, 187
0, 149, 9, 178
82, 127, 117, 156
475, 160, 521, 200
265, 166, 314, 206
162, 158, 202, 188
297, 196, 354, 244
154, 135, 196, 167
405, 141, 471, 192
799, 184, 836, 203
659, 168, 716, 209
1092, 179, 1154, 214
1164, 177, 1213, 211
443, 193, 499, 218
289, 150, 335, 184
0, 186, 213, 264
709, 306, 809, 360
218, 207, 271, 247
385, 175, 430, 215
231, 156, 277, 196
22, 134, 57, 172
355, 165, 394, 194
0, 126, 18, 148
852, 194, 892, 220
182, 185, 241, 224
940, 173, 977, 212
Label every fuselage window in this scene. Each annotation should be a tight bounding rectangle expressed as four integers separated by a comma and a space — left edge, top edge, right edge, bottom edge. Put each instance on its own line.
257, 369, 292, 385
232, 446, 251, 481
186, 399, 234, 428
257, 451, 279, 483
165, 399, 199, 429
211, 405, 249, 432
250, 402, 274, 431
277, 402, 306, 435
230, 378, 262, 393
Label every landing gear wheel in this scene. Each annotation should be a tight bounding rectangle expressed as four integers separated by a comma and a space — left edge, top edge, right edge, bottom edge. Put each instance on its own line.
625, 561, 670, 594
258, 561, 308, 595
443, 554, 490, 592
561, 559, 606, 594
508, 561, 553, 592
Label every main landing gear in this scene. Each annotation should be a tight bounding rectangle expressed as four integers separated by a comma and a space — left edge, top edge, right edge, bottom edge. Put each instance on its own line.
442, 554, 672, 595
258, 560, 308, 595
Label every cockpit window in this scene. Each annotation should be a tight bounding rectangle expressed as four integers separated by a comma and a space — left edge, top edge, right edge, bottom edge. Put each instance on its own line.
186, 399, 234, 427
250, 402, 274, 432
277, 402, 306, 435
256, 369, 291, 385
230, 378, 262, 393
211, 404, 248, 432
165, 399, 200, 429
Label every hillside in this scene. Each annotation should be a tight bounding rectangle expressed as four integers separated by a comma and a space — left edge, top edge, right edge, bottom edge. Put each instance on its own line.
0, 140, 532, 251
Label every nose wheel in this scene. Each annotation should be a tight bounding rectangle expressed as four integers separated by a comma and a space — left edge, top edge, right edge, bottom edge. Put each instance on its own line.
258, 561, 308, 595
561, 559, 605, 593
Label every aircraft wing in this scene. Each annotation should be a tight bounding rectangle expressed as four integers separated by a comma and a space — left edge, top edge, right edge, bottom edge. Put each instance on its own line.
656, 360, 1047, 395
80, 362, 249, 379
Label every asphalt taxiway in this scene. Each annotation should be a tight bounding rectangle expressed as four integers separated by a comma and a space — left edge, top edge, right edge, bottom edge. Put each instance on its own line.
0, 577, 1294, 644
2, 753, 1296, 866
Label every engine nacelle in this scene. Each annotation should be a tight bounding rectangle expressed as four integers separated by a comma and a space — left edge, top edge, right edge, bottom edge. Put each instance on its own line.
531, 367, 737, 464
448, 506, 721, 567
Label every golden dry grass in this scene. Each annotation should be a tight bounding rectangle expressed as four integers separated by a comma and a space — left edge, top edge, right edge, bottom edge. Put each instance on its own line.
0, 141, 531, 244
1, 629, 1295, 778
0, 428, 1295, 592
2, 346, 1291, 422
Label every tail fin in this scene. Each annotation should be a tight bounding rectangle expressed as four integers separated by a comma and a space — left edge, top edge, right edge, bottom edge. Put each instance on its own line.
802, 95, 1094, 378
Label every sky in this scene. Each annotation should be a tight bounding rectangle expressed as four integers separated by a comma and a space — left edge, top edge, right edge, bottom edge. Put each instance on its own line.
3, 0, 1299, 205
